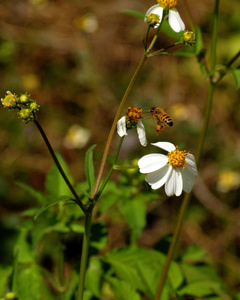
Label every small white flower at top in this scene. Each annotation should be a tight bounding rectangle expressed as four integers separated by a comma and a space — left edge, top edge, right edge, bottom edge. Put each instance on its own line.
145, 0, 185, 33
117, 105, 147, 146
138, 142, 197, 196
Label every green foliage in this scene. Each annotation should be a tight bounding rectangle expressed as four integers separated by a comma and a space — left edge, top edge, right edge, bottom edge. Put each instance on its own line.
232, 67, 240, 89
85, 144, 96, 195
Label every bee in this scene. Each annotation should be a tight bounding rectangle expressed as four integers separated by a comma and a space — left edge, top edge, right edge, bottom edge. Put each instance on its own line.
150, 107, 173, 134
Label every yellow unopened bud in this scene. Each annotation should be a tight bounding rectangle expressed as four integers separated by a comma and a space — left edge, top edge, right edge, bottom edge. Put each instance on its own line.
5, 292, 18, 300
30, 102, 40, 111
146, 13, 160, 27
157, 0, 179, 9
19, 94, 29, 103
19, 108, 32, 121
1, 91, 18, 108
183, 30, 195, 45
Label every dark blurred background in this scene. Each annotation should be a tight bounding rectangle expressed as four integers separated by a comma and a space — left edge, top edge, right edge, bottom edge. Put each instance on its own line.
0, 0, 240, 294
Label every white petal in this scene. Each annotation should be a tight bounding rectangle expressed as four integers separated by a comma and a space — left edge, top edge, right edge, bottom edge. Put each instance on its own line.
151, 142, 176, 153
185, 154, 198, 175
168, 8, 185, 33
165, 168, 183, 196
145, 164, 171, 190
138, 154, 168, 173
180, 167, 196, 193
137, 120, 147, 146
117, 116, 127, 137
145, 5, 164, 27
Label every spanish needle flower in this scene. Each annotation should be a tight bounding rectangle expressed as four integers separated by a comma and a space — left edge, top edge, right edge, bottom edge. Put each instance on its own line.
145, 0, 185, 33
117, 105, 147, 146
138, 142, 197, 196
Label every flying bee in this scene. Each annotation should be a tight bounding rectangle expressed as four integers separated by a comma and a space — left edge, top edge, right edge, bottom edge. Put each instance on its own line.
150, 107, 173, 134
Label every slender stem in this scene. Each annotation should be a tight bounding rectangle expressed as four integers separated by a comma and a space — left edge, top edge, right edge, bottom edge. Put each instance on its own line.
91, 54, 147, 200
154, 192, 191, 300
94, 136, 125, 202
154, 2, 220, 299
91, 18, 165, 201
33, 119, 87, 214
77, 213, 92, 300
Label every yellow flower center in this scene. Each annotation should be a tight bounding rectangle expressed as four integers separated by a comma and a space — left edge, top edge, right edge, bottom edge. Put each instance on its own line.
157, 0, 179, 9
168, 146, 187, 168
1, 92, 18, 108
126, 105, 143, 125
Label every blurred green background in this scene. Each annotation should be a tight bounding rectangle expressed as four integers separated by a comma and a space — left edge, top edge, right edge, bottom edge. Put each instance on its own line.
0, 0, 240, 295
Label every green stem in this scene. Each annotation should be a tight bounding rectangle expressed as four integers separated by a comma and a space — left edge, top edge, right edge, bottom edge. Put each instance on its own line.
77, 213, 92, 300
91, 18, 164, 202
33, 120, 87, 214
95, 136, 125, 202
154, 1, 220, 299
154, 192, 191, 300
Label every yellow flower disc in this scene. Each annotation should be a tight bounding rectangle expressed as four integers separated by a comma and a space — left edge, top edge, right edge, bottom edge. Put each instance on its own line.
157, 0, 179, 9
168, 146, 187, 168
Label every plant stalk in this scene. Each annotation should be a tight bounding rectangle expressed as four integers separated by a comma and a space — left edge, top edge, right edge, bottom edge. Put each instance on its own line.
33, 119, 87, 214
76, 213, 92, 300
154, 1, 220, 299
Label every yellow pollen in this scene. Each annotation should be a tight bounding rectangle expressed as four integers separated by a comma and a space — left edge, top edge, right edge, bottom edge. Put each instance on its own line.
168, 146, 187, 168
157, 0, 179, 9
127, 105, 143, 125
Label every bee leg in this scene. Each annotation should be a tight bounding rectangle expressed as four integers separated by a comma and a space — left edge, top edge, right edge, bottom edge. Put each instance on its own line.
156, 124, 165, 135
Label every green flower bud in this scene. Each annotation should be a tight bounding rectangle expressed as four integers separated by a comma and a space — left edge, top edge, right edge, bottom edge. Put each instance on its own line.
146, 13, 160, 27
19, 94, 29, 104
19, 108, 32, 121
183, 30, 195, 45
4, 292, 18, 300
29, 101, 40, 112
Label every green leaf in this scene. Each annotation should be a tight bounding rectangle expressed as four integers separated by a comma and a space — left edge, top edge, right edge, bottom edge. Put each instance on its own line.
45, 153, 74, 198
17, 182, 47, 205
34, 196, 74, 220
195, 26, 203, 56
85, 258, 103, 297
17, 265, 55, 300
180, 246, 207, 262
85, 144, 96, 194
108, 277, 141, 300
175, 293, 184, 300
232, 67, 240, 89
121, 10, 145, 20
178, 281, 226, 297
0, 266, 12, 296
14, 229, 34, 263
118, 196, 147, 241
104, 247, 183, 297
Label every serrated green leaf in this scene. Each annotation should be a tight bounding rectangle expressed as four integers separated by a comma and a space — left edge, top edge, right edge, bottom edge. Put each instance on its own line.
45, 153, 74, 198
85, 144, 96, 194
104, 247, 183, 297
121, 10, 145, 20
34, 196, 74, 220
108, 277, 141, 300
232, 68, 240, 89
17, 182, 47, 205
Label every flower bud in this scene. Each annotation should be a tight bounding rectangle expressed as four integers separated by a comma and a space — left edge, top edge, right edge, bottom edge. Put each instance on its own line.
183, 30, 195, 45
146, 13, 160, 27
4, 292, 18, 300
19, 94, 29, 104
18, 108, 32, 121
1, 91, 18, 109
30, 101, 40, 112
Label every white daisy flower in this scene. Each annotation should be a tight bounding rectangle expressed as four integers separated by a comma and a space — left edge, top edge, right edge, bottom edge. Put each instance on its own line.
117, 105, 147, 147
145, 0, 185, 33
138, 142, 197, 196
